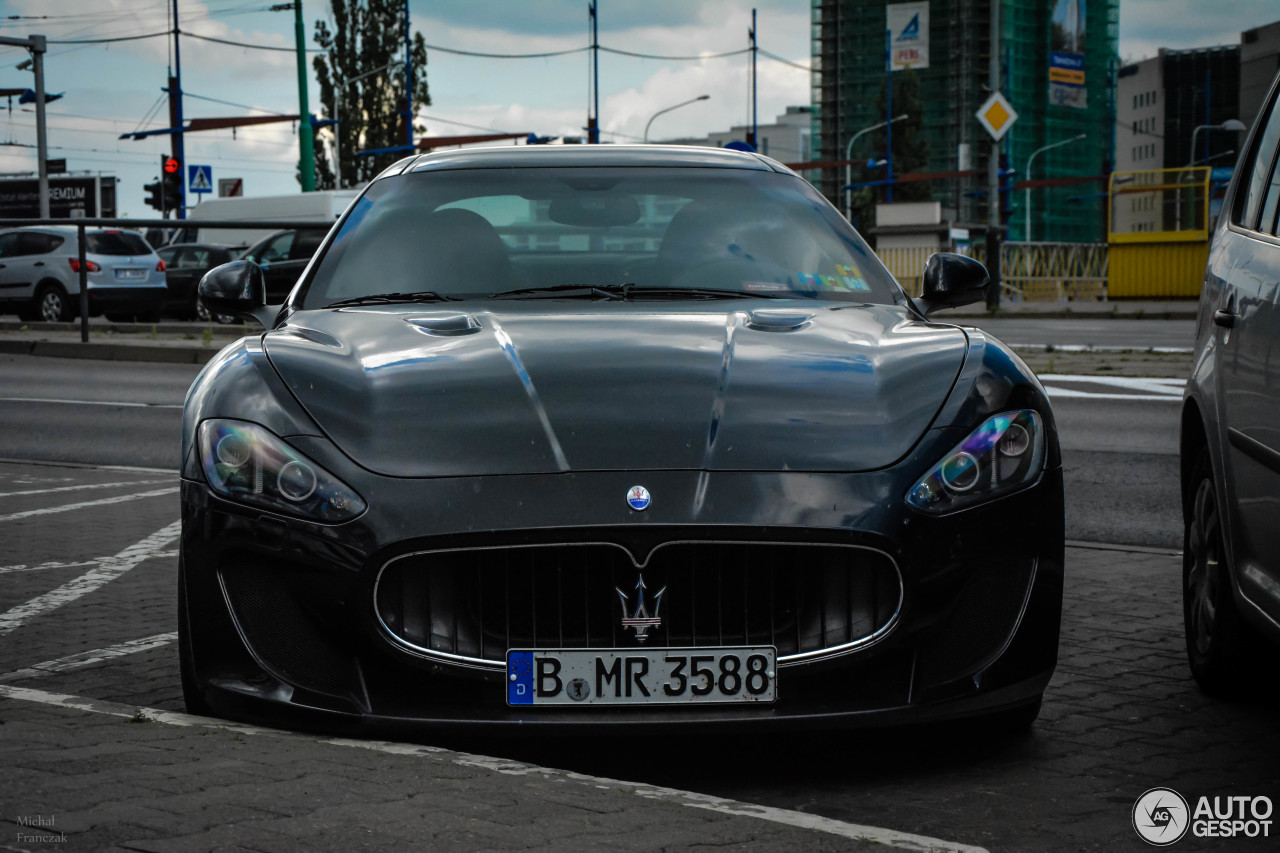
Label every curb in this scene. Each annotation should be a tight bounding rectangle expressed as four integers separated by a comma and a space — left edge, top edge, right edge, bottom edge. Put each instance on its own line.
938, 309, 1198, 321
0, 339, 220, 365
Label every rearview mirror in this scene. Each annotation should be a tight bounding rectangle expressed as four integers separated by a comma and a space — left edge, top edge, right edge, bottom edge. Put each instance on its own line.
915, 252, 990, 315
198, 261, 268, 326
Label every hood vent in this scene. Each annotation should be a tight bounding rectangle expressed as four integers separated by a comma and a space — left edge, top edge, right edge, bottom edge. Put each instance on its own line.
406, 313, 483, 337
746, 308, 814, 333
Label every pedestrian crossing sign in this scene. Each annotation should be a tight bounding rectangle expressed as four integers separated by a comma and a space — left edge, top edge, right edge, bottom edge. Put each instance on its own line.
188, 164, 213, 194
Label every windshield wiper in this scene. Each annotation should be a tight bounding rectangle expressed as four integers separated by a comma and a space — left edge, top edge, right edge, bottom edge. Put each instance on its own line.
326, 290, 459, 307
489, 284, 626, 300
621, 286, 781, 300
489, 283, 783, 301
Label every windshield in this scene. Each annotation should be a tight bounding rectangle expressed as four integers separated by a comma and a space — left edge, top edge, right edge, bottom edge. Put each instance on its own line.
298, 167, 904, 308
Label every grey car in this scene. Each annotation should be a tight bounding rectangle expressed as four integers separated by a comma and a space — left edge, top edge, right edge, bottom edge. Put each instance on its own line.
0, 226, 168, 322
1182, 70, 1280, 693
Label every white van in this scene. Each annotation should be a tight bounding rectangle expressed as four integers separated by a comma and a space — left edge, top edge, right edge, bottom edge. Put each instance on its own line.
177, 190, 360, 251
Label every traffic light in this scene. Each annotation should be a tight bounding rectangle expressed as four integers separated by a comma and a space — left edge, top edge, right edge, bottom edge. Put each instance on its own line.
160, 154, 182, 213
144, 180, 163, 212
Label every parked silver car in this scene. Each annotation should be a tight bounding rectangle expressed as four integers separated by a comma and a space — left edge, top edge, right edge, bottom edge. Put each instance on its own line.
0, 226, 168, 322
1181, 71, 1280, 694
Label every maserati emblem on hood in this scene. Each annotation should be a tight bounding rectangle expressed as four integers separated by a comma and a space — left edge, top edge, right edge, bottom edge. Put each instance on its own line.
627, 485, 651, 511
617, 573, 665, 641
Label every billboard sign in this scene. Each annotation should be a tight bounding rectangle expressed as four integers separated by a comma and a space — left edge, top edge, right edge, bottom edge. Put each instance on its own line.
0, 176, 112, 219
887, 2, 929, 71
1050, 0, 1087, 108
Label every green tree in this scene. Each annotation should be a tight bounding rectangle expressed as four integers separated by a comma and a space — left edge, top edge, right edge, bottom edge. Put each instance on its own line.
849, 69, 930, 230
312, 0, 432, 189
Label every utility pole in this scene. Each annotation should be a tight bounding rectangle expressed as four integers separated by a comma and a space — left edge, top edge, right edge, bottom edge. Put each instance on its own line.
30, 35, 48, 218
588, 1, 599, 144
296, 3, 315, 191
170, 0, 186, 220
885, 28, 893, 203
749, 9, 757, 150
273, 1, 314, 189
6, 36, 51, 217
985, 0, 1001, 310
404, 0, 412, 149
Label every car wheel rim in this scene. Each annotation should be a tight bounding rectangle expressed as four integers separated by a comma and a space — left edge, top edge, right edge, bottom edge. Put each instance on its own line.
40, 292, 62, 322
1187, 477, 1221, 657
196, 299, 210, 322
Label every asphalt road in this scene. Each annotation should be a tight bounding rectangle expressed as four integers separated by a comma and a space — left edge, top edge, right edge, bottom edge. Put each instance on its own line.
0, 351, 1184, 548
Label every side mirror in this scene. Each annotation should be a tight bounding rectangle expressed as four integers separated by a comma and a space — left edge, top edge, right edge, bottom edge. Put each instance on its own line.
198, 260, 270, 326
915, 252, 990, 316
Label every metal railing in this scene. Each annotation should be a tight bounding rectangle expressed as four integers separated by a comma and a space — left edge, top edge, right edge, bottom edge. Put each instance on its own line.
1001, 242, 1108, 301
0, 217, 328, 342
876, 241, 1109, 302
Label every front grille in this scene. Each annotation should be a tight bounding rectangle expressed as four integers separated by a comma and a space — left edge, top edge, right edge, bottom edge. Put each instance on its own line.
374, 542, 901, 668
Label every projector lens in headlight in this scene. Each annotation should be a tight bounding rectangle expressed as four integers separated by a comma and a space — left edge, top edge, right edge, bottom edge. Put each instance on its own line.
906, 410, 1045, 515
198, 419, 364, 522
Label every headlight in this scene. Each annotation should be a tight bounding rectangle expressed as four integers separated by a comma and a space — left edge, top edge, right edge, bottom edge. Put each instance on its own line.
906, 410, 1045, 515
197, 419, 365, 522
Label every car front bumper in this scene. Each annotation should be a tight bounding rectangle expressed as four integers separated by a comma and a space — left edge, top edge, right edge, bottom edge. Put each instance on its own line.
179, 460, 1065, 734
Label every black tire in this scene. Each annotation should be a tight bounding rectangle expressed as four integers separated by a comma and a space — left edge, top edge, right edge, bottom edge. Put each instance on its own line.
104, 313, 132, 323
30, 282, 71, 322
1184, 447, 1260, 696
177, 555, 212, 716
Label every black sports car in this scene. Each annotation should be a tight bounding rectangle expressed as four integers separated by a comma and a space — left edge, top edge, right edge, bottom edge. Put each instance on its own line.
181, 145, 1063, 734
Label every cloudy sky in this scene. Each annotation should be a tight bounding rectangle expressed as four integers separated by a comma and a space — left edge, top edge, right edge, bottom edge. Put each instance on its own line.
0, 0, 1275, 217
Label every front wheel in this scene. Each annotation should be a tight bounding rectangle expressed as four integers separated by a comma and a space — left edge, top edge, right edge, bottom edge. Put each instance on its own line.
1184, 447, 1260, 696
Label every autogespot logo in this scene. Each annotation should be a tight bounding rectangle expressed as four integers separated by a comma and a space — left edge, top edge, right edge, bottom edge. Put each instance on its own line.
1133, 788, 1190, 846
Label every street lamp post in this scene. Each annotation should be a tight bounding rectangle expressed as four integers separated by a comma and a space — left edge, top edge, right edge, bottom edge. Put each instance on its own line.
1024, 133, 1085, 243
843, 114, 908, 222
1188, 119, 1247, 167
643, 95, 710, 143
334, 61, 400, 189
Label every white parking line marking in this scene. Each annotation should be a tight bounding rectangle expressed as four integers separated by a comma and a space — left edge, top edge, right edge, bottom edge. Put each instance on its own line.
0, 478, 172, 498
0, 684, 985, 853
1043, 387, 1182, 401
0, 396, 183, 409
0, 521, 180, 636
0, 633, 177, 684
0, 487, 177, 523
0, 457, 178, 475
1039, 374, 1186, 391
0, 551, 178, 576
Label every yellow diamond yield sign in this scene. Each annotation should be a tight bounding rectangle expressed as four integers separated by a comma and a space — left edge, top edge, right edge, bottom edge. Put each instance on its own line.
976, 92, 1018, 142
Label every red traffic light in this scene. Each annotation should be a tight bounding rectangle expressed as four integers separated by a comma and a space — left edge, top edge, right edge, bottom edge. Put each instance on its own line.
163, 157, 180, 174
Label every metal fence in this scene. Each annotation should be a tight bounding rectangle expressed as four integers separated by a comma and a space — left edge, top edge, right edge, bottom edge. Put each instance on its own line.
876, 241, 1109, 302
0, 216, 325, 342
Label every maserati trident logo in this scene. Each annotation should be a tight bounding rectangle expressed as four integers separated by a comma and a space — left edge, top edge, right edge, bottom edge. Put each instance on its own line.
616, 573, 665, 641
626, 485, 651, 511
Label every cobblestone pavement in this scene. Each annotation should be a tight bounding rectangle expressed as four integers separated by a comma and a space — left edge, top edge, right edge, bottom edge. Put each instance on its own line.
1, 460, 1277, 852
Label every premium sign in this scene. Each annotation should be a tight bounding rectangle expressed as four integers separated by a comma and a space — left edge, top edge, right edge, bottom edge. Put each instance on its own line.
1050, 0, 1087, 108
887, 1, 929, 71
0, 176, 115, 219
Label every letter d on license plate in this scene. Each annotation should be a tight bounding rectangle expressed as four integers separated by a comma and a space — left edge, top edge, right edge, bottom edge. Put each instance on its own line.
507, 647, 776, 706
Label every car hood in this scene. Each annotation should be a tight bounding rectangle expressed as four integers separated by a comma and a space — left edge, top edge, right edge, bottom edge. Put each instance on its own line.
263, 301, 968, 477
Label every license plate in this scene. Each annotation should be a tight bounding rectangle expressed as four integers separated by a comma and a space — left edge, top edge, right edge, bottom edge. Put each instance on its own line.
506, 647, 777, 706
115, 268, 146, 280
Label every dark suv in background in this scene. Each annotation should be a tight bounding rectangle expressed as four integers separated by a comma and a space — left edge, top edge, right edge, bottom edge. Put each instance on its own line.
1181, 70, 1280, 694
239, 228, 327, 303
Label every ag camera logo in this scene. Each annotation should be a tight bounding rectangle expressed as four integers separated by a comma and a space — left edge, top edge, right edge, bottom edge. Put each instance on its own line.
1133, 788, 1190, 846
1132, 788, 1274, 845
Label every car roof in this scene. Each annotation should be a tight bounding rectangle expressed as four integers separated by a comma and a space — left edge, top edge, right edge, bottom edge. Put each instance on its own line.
399, 144, 796, 176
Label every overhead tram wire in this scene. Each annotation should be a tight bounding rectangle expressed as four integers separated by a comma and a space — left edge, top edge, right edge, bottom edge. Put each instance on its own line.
758, 49, 811, 72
